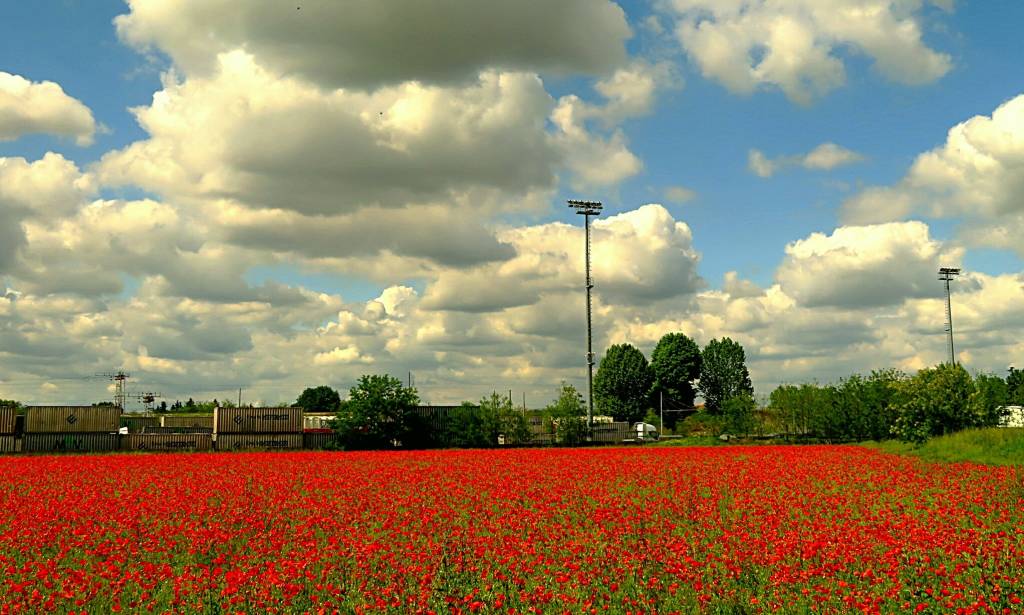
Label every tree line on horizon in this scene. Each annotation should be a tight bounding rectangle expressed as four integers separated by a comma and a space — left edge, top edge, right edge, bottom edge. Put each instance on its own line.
3, 335, 1021, 447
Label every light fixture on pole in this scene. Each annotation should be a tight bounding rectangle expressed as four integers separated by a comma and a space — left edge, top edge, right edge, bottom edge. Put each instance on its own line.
568, 199, 603, 432
938, 267, 961, 365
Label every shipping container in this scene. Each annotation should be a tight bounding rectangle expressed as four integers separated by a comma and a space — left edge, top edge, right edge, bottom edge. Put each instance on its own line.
215, 434, 303, 450
123, 434, 213, 452
303, 431, 339, 450
142, 425, 213, 435
214, 407, 303, 434
0, 406, 15, 435
161, 415, 214, 429
303, 413, 337, 430
592, 422, 631, 443
25, 406, 120, 434
121, 415, 160, 433
22, 433, 120, 453
0, 435, 15, 453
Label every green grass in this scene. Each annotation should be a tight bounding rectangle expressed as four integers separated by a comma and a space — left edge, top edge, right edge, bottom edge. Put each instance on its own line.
649, 435, 725, 447
863, 427, 1024, 466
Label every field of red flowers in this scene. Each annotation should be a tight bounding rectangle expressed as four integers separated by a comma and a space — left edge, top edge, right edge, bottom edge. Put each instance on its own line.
0, 446, 1021, 614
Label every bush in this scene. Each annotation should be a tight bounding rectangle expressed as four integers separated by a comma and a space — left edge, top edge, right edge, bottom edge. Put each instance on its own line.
891, 364, 976, 443
446, 394, 531, 448
722, 394, 756, 436
679, 412, 725, 437
544, 383, 588, 446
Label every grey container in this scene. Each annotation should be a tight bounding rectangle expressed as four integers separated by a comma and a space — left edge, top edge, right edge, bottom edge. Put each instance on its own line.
25, 406, 120, 434
123, 434, 213, 452
161, 415, 214, 429
214, 407, 303, 434
121, 415, 161, 433
0, 407, 15, 435
303, 432, 339, 450
592, 422, 631, 443
215, 434, 303, 450
0, 435, 16, 453
143, 425, 213, 435
22, 433, 120, 453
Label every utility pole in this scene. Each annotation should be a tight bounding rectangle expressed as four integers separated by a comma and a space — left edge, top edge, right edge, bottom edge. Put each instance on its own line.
660, 390, 664, 435
568, 199, 603, 432
938, 267, 961, 365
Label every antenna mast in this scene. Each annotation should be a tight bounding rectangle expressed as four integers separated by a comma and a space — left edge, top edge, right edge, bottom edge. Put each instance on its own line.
938, 267, 961, 365
568, 199, 603, 433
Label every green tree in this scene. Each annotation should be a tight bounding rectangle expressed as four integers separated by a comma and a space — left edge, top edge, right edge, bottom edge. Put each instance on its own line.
544, 383, 588, 445
295, 385, 342, 413
446, 402, 490, 448
446, 393, 530, 448
970, 373, 1009, 427
699, 338, 753, 414
1006, 368, 1024, 406
594, 343, 653, 424
335, 375, 420, 449
892, 363, 976, 443
650, 332, 702, 428
722, 393, 756, 436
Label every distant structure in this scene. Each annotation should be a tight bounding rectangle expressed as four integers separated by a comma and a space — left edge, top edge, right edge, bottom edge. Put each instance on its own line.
938, 267, 961, 365
568, 199, 603, 431
96, 370, 130, 409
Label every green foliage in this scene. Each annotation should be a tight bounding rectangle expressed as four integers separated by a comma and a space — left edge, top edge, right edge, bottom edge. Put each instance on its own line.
336, 374, 420, 450
678, 412, 725, 437
768, 370, 904, 442
970, 373, 1009, 427
296, 385, 342, 413
0, 399, 19, 409
1006, 368, 1024, 406
544, 383, 588, 445
699, 338, 753, 414
891, 363, 976, 443
594, 343, 653, 424
445, 393, 530, 448
650, 332, 701, 427
864, 428, 1024, 466
722, 394, 756, 436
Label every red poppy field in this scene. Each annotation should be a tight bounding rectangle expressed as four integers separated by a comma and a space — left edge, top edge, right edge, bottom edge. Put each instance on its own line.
0, 447, 1022, 614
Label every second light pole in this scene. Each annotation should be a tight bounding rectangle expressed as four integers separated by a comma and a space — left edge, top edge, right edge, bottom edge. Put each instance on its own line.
568, 199, 602, 431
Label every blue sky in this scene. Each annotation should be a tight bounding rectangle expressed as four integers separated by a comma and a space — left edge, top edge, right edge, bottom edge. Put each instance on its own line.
2, 0, 1023, 404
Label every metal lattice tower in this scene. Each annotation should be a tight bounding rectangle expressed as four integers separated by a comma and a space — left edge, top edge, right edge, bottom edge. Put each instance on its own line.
568, 199, 603, 431
938, 267, 961, 365
96, 370, 130, 409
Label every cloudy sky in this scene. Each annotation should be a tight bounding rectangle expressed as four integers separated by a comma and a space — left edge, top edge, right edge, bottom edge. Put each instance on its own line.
1, 0, 1023, 408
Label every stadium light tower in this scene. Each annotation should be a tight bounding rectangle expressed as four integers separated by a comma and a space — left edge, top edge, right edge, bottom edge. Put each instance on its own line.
568, 199, 603, 431
938, 267, 961, 365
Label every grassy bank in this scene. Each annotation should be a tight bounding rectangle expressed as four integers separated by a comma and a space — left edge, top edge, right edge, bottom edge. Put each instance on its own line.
863, 427, 1024, 466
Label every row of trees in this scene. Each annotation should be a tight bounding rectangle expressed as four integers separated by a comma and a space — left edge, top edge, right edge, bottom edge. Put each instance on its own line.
768, 364, 1020, 443
593, 334, 753, 426
309, 376, 583, 450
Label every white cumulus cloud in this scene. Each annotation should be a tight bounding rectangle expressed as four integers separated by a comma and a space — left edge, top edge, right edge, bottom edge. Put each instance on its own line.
0, 72, 96, 145
666, 0, 952, 104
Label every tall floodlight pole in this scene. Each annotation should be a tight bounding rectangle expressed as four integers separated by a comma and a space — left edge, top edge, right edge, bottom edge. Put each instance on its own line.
568, 199, 603, 431
938, 267, 961, 365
